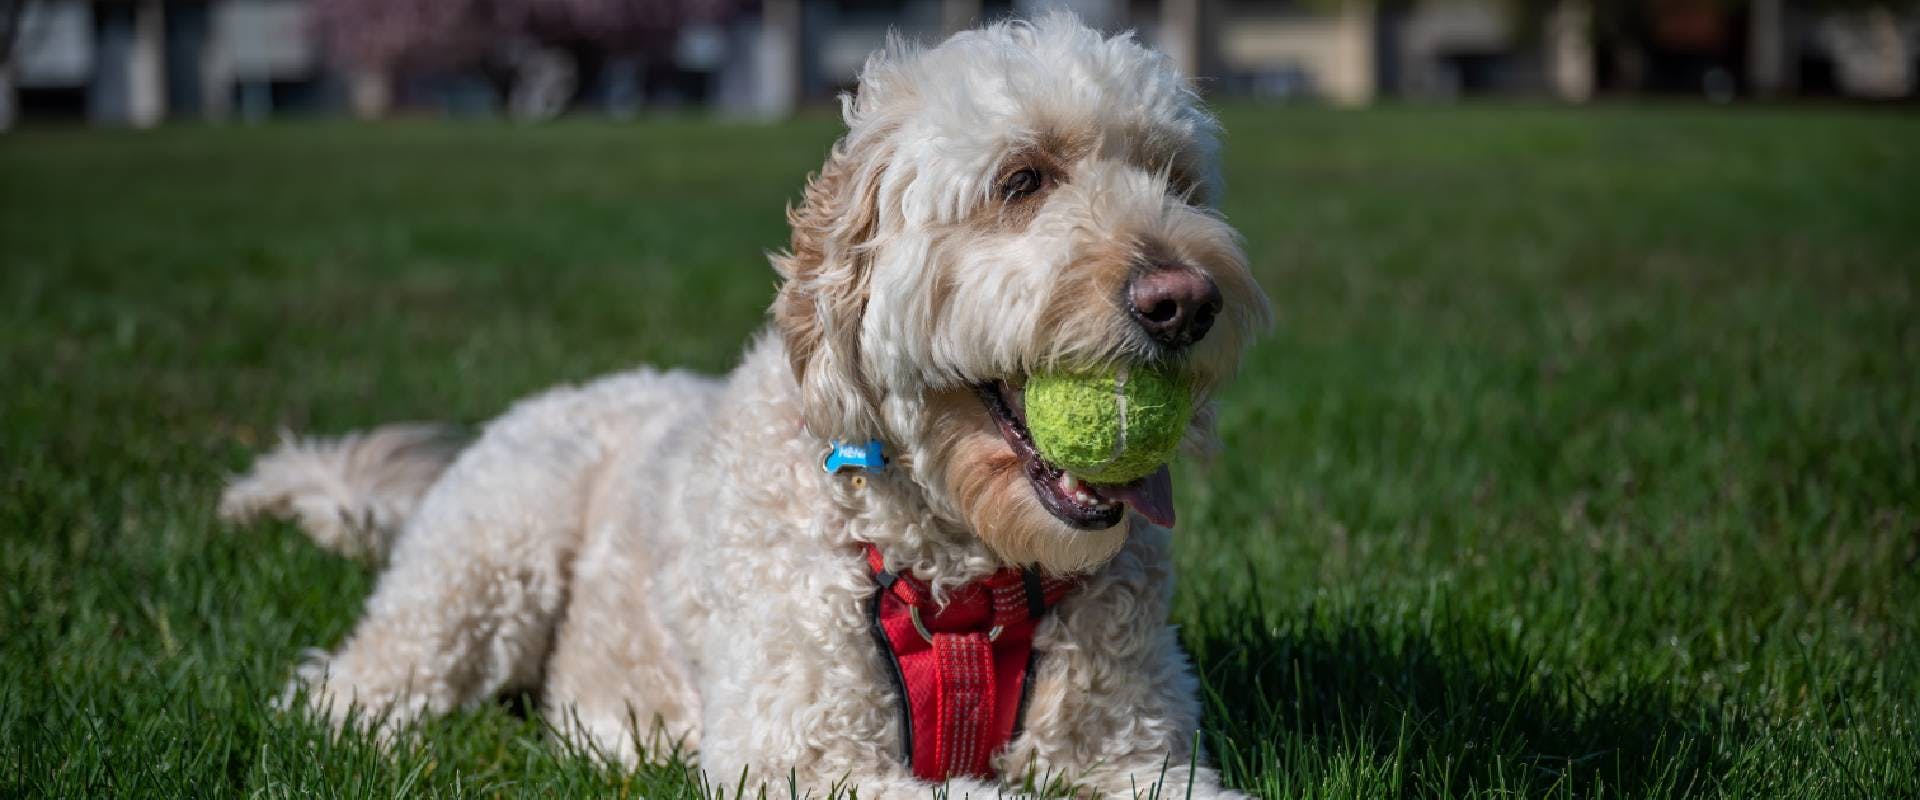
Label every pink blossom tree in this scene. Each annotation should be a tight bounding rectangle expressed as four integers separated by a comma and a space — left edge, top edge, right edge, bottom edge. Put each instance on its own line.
311, 0, 736, 117
502, 0, 732, 53
312, 0, 497, 76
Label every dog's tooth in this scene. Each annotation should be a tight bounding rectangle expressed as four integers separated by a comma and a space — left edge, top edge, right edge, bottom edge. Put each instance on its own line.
1061, 474, 1080, 493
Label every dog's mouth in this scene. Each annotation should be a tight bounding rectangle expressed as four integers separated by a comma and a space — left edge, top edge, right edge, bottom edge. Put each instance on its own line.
974, 381, 1176, 531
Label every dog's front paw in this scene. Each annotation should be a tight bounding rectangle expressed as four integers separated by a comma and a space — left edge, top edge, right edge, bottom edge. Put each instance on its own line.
274, 648, 332, 713
275, 649, 423, 742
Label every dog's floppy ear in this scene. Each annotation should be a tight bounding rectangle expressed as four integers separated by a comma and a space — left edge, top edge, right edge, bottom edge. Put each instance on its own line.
771, 131, 890, 443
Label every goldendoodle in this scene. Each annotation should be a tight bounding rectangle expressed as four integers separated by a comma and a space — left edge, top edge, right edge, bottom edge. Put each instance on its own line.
223, 14, 1270, 797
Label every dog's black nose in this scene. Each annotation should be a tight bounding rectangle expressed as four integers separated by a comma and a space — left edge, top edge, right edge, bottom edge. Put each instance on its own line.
1127, 265, 1222, 348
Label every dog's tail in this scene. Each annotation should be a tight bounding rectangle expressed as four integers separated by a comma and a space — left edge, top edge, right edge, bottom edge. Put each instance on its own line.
220, 423, 467, 563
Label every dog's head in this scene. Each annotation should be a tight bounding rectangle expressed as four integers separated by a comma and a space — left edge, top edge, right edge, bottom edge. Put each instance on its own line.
773, 15, 1270, 574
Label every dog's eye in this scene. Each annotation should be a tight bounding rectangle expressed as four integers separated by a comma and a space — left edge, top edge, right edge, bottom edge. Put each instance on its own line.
1001, 168, 1045, 200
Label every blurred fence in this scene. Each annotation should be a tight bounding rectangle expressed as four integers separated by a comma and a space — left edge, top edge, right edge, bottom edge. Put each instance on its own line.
1, 0, 1914, 128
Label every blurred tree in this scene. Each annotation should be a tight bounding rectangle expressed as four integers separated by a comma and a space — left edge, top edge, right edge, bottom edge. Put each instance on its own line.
503, 0, 731, 53
312, 0, 496, 117
496, 0, 735, 117
1484, 0, 1897, 98
313, 0, 500, 74
312, 0, 735, 119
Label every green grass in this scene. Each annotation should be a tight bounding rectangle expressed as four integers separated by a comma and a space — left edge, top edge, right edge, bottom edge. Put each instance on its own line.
2, 106, 1916, 798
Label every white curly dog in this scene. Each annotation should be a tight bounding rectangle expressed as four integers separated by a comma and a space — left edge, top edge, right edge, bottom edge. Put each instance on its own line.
223, 14, 1269, 798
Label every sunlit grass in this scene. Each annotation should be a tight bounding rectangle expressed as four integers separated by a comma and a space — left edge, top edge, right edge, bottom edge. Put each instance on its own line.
2, 106, 1915, 797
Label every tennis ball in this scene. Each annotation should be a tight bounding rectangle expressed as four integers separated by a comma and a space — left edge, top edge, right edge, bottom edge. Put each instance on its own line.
1024, 367, 1193, 484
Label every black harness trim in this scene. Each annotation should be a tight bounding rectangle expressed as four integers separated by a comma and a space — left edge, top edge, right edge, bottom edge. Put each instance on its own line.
866, 572, 914, 764
1021, 569, 1047, 619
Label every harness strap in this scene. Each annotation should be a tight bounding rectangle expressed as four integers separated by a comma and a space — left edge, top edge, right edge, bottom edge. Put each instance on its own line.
863, 544, 1079, 781
932, 632, 995, 775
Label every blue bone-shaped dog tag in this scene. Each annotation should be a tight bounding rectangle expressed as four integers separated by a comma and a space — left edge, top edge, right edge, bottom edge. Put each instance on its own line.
823, 439, 887, 474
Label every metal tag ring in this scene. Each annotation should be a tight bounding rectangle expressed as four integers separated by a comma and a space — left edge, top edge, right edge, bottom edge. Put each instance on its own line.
908, 605, 1003, 644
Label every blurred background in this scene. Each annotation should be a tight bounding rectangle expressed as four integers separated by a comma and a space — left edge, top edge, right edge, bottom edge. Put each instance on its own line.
0, 0, 1915, 128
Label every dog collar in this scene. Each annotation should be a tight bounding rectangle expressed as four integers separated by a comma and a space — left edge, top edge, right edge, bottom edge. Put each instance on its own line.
824, 439, 887, 474
863, 544, 1080, 781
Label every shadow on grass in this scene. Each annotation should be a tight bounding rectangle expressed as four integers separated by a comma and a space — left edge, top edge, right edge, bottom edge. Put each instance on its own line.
1186, 600, 1740, 798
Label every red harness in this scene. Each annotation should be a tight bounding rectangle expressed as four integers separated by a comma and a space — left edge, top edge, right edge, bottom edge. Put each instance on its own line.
864, 544, 1080, 781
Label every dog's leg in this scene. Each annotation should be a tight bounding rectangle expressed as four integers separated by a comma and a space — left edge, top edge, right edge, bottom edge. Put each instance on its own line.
281, 385, 622, 735
999, 527, 1249, 800
540, 479, 703, 765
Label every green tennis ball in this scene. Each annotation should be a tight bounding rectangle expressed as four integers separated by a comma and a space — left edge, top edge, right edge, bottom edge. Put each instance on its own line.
1024, 367, 1193, 484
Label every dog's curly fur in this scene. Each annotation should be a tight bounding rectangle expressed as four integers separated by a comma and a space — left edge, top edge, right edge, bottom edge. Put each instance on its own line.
222, 15, 1270, 797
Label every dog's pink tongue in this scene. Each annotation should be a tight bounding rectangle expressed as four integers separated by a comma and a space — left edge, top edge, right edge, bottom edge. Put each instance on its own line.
1109, 466, 1176, 528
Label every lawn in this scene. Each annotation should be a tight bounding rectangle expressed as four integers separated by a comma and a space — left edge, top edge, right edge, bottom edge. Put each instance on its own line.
2, 106, 1916, 798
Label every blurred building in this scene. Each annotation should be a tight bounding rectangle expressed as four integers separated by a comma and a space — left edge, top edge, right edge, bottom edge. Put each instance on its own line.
5, 0, 324, 125
1, 0, 1915, 128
